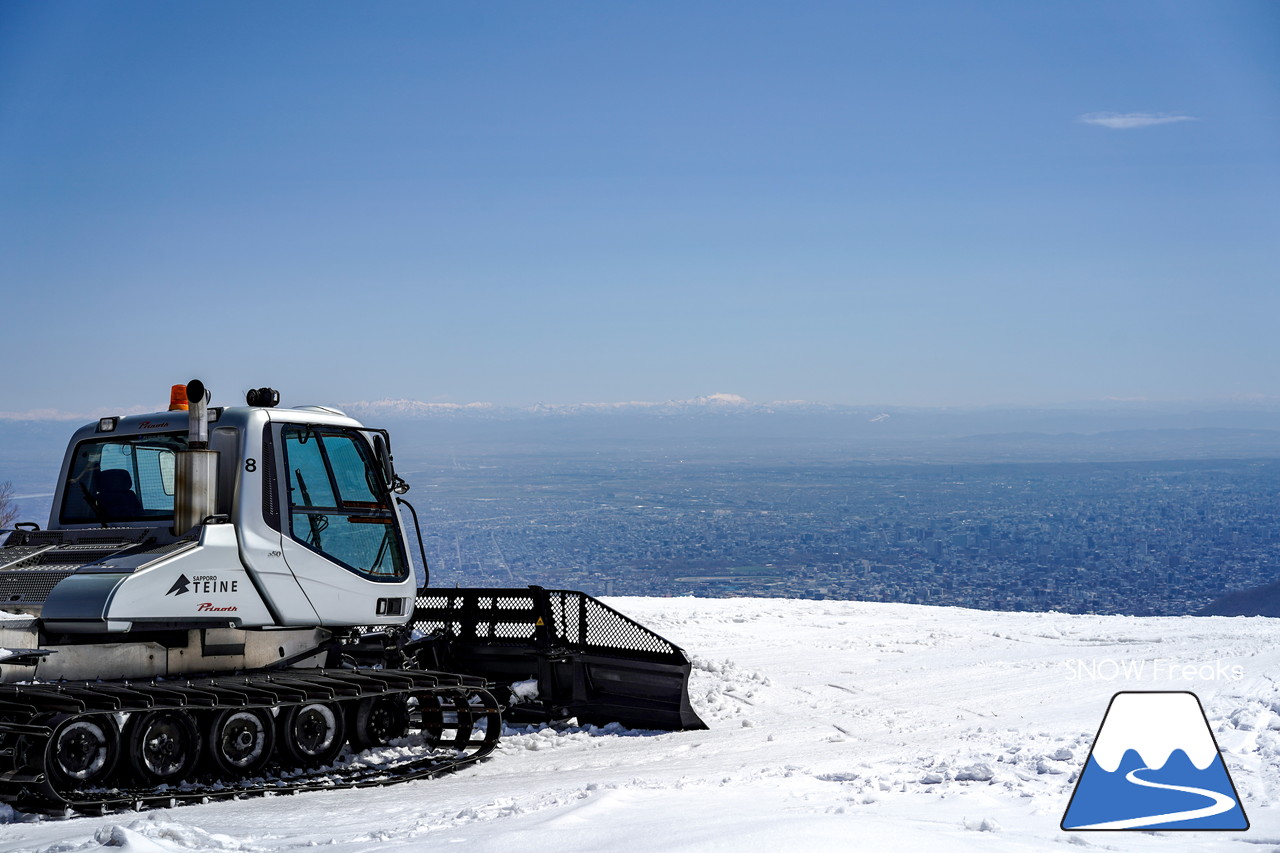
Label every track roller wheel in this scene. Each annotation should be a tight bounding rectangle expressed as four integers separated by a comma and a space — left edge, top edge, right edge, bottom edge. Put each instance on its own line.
414, 694, 445, 747
277, 701, 346, 767
123, 710, 202, 784
204, 708, 275, 778
413, 692, 479, 750
23, 712, 121, 790
349, 695, 410, 750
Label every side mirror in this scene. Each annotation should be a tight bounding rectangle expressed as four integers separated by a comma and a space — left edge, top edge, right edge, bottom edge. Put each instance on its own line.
373, 434, 394, 487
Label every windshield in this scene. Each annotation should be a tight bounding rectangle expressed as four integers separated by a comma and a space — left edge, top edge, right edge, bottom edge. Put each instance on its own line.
60, 432, 186, 524
281, 425, 408, 581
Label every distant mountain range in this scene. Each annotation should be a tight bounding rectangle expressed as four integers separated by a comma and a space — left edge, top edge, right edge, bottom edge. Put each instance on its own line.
6, 393, 1280, 426
337, 395, 1280, 428
4, 396, 1280, 466
337, 393, 837, 419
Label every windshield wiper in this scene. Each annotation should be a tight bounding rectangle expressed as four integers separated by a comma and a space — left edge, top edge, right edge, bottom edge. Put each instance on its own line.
294, 469, 327, 548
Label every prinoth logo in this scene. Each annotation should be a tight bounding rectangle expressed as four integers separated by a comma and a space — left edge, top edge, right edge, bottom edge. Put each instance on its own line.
166, 574, 191, 596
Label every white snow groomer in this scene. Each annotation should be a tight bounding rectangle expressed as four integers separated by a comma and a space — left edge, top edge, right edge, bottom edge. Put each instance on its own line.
0, 382, 704, 814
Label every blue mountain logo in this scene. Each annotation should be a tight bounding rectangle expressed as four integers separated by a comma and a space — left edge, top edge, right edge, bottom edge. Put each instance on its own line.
1062, 691, 1248, 831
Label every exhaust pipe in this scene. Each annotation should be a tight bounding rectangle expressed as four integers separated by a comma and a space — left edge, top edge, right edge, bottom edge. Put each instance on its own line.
173, 379, 218, 537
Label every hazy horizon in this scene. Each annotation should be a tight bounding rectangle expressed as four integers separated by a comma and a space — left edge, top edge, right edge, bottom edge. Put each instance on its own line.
5, 388, 1280, 423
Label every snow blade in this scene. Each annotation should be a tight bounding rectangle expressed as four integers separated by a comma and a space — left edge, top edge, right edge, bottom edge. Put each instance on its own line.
411, 587, 707, 731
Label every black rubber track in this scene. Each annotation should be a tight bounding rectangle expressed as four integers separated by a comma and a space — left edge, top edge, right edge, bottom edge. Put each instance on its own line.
0, 668, 501, 816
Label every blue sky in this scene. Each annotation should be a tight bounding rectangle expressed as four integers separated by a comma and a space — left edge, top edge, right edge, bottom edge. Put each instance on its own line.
1, 1, 1277, 414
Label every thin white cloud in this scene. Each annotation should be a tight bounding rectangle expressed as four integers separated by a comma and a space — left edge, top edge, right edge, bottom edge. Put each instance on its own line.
1080, 112, 1198, 130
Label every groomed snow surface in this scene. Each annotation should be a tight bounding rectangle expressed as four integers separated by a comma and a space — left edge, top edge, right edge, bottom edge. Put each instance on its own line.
4, 597, 1280, 852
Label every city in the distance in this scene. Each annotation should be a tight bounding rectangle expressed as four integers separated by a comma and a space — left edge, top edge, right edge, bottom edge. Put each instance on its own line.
4, 392, 1277, 619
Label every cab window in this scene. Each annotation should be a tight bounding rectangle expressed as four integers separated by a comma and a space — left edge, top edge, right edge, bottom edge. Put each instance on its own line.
60, 433, 185, 524
280, 426, 407, 582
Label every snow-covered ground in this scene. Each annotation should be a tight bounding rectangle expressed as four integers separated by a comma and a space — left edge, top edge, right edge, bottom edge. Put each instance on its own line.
3, 597, 1279, 852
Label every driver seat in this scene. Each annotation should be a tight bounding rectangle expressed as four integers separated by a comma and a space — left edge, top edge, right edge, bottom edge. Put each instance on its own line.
95, 468, 144, 519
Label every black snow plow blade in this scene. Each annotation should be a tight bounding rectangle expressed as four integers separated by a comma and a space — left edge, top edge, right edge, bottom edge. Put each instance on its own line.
412, 587, 707, 731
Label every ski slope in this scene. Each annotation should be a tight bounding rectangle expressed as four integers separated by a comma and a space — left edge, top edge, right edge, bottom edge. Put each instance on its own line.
3, 597, 1279, 852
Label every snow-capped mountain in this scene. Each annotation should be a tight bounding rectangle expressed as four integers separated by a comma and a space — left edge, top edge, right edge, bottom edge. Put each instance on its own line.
339, 393, 829, 420
5, 597, 1277, 852
336, 399, 501, 418
335, 395, 1280, 436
